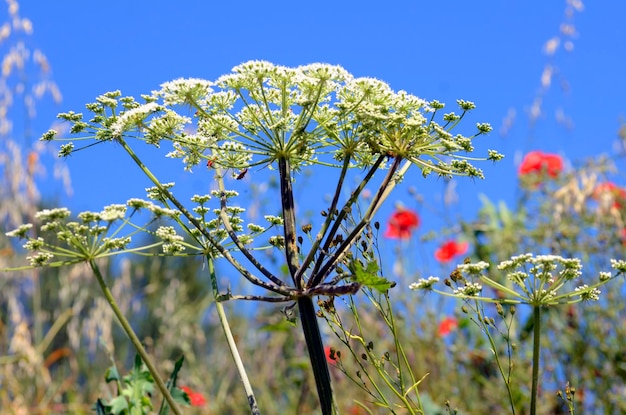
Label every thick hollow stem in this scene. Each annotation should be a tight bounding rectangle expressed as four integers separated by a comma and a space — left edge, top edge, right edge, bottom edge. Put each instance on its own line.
88, 261, 182, 415
530, 305, 542, 415
278, 158, 300, 287
298, 296, 333, 415
278, 155, 333, 411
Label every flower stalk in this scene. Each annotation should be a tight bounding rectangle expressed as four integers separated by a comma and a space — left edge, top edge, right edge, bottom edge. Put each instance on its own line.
530, 305, 541, 415
88, 260, 182, 415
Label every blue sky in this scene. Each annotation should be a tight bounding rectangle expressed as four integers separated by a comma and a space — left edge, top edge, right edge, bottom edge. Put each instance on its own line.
6, 1, 626, 270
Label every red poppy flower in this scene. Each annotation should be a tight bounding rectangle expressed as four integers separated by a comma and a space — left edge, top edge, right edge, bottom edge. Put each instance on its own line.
518, 151, 563, 178
384, 208, 420, 239
592, 182, 626, 209
180, 385, 207, 406
438, 316, 458, 337
324, 345, 338, 365
434, 240, 469, 263
348, 404, 368, 415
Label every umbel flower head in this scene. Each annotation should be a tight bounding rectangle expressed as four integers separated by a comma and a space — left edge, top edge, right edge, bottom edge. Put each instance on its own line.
410, 253, 626, 307
48, 60, 501, 179
37, 60, 503, 302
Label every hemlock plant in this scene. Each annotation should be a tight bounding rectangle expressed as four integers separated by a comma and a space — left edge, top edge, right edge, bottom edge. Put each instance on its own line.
8, 60, 502, 414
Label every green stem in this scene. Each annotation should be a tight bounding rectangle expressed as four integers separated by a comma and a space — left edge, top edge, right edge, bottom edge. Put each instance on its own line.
216, 301, 261, 414
383, 294, 422, 411
118, 138, 291, 296
31, 269, 42, 344
298, 296, 334, 415
530, 305, 542, 415
347, 296, 396, 411
88, 260, 182, 415
475, 301, 516, 415
207, 258, 261, 414
216, 170, 284, 287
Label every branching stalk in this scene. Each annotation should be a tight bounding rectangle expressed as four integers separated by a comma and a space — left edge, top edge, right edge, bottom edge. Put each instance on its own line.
314, 157, 404, 284
308, 155, 387, 286
296, 156, 353, 283
278, 154, 334, 413
88, 260, 182, 415
118, 138, 292, 296
216, 171, 285, 287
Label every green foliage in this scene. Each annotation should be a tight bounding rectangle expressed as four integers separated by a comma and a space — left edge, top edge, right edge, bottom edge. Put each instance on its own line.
96, 355, 189, 415
349, 260, 394, 293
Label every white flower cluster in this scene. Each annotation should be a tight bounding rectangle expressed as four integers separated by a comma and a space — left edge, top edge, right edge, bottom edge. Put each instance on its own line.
155, 226, 185, 254
27, 252, 54, 267
573, 285, 601, 301
264, 215, 284, 226
102, 236, 132, 250
453, 282, 482, 297
154, 78, 213, 106
5, 223, 33, 238
34, 207, 71, 221
408, 276, 440, 291
210, 141, 253, 169
100, 204, 127, 222
110, 102, 162, 137
610, 258, 626, 273
457, 261, 490, 275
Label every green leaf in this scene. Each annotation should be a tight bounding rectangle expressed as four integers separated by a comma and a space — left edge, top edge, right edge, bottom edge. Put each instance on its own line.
351, 260, 394, 293
260, 320, 295, 332
168, 355, 185, 388
108, 396, 129, 415
132, 354, 143, 374
114, 354, 154, 414
105, 365, 120, 383
172, 387, 191, 406
94, 399, 112, 415
158, 355, 186, 415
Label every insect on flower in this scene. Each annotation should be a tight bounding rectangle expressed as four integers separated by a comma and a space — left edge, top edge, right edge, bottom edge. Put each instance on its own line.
236, 168, 248, 180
